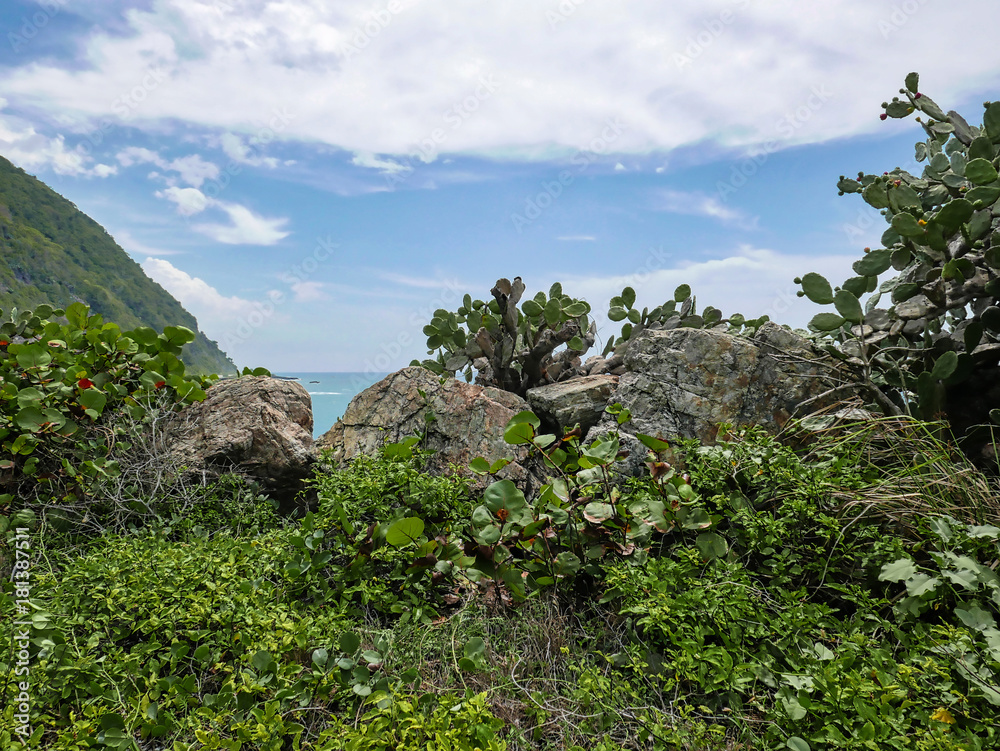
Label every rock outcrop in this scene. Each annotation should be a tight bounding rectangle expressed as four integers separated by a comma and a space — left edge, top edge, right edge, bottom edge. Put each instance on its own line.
589, 322, 855, 476
526, 374, 618, 437
318, 366, 543, 493
162, 376, 316, 508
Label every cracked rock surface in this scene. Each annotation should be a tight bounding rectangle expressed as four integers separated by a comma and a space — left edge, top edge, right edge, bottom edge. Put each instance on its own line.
318, 366, 544, 494
162, 376, 316, 508
588, 323, 853, 476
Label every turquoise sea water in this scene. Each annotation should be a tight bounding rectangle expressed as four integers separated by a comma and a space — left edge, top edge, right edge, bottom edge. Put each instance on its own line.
275, 372, 388, 437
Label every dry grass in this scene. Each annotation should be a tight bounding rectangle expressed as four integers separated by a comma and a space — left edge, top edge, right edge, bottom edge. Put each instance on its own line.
789, 406, 1000, 539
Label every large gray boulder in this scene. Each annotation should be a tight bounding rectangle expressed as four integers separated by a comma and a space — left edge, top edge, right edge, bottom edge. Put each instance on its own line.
590, 322, 855, 476
162, 376, 317, 507
526, 374, 618, 437
318, 366, 543, 493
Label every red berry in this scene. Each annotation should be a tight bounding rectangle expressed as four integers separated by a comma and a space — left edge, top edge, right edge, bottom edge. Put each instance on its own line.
880, 113, 888, 121
915, 93, 922, 99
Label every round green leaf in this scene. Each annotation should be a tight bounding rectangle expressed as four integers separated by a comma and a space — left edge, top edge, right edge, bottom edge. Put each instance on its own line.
554, 551, 581, 576
852, 248, 892, 277
339, 632, 361, 654
695, 532, 728, 561
930, 351, 958, 381
809, 313, 846, 332
483, 479, 527, 515
833, 289, 863, 324
469, 457, 491, 475
386, 517, 425, 547
965, 157, 999, 186
799, 272, 833, 304
890, 212, 924, 238
673, 284, 691, 302
521, 299, 543, 317
251, 650, 274, 672
14, 407, 46, 432
15, 344, 52, 369
79, 389, 108, 416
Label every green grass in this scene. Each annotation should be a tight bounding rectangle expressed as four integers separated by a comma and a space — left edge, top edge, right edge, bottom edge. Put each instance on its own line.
2, 415, 999, 750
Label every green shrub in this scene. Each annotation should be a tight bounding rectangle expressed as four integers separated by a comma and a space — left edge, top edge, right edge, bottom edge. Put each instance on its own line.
315, 692, 506, 751
797, 72, 1000, 443
0, 302, 211, 512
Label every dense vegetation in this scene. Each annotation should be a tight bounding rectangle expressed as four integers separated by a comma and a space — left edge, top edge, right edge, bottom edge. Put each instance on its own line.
415, 74, 1000, 466
1, 72, 998, 749
0, 155, 234, 376
2, 402, 999, 749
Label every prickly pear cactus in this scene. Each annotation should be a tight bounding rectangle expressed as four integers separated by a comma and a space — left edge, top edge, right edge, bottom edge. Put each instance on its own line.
603, 282, 769, 362
798, 72, 1000, 441
412, 278, 596, 396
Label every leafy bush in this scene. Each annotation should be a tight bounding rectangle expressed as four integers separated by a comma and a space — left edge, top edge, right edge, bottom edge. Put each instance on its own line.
412, 278, 597, 394
315, 692, 506, 751
797, 72, 1000, 447
414, 278, 771, 396
0, 302, 211, 512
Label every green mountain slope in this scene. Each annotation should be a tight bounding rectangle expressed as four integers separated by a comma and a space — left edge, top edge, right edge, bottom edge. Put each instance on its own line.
0, 154, 235, 375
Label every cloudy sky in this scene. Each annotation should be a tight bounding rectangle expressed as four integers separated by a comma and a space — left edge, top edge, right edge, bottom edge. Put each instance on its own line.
1, 0, 999, 372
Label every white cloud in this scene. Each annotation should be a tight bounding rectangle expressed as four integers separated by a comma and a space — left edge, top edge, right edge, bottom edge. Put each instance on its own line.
4, 1, 997, 161
193, 201, 291, 245
351, 151, 411, 174
562, 245, 857, 334
289, 280, 328, 302
142, 257, 258, 331
169, 154, 220, 187
656, 189, 756, 228
0, 107, 116, 177
117, 146, 166, 168
117, 147, 219, 187
557, 235, 597, 242
113, 229, 184, 257
157, 186, 210, 216
220, 133, 280, 168
151, 183, 289, 245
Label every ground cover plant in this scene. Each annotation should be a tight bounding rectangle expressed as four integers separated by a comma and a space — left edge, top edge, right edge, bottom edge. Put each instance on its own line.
2, 403, 999, 750
1, 72, 999, 750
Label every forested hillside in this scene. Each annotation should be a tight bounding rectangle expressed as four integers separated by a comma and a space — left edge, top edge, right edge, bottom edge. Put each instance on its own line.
0, 155, 234, 375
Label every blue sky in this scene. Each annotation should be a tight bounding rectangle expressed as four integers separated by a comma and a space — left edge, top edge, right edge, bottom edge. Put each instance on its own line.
1, 0, 999, 372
